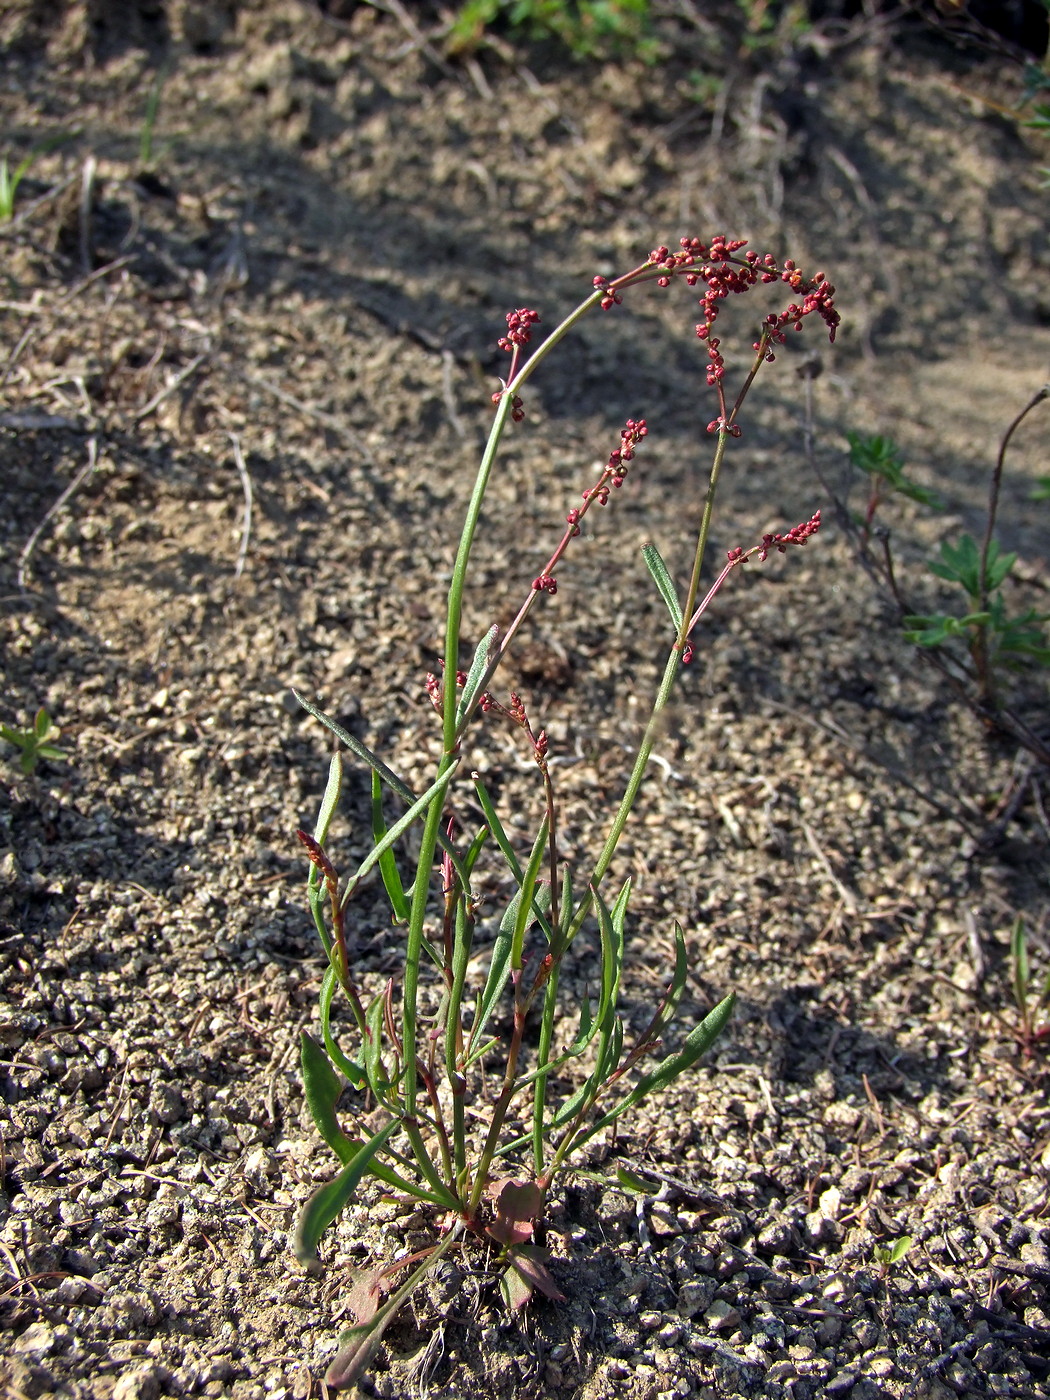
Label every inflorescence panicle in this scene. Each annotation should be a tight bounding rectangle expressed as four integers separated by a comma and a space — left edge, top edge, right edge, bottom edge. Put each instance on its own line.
589, 237, 839, 392
726, 509, 823, 566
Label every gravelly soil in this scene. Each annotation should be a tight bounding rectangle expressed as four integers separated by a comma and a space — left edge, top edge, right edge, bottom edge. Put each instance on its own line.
2, 3, 1050, 1398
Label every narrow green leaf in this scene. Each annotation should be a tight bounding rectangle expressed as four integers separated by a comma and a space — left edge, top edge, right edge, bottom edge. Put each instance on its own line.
591, 881, 627, 1069
472, 775, 552, 941
568, 994, 593, 1054
341, 764, 458, 908
598, 1015, 625, 1083
472, 775, 525, 882
512, 816, 550, 971
465, 880, 552, 1067
307, 755, 343, 941
615, 1165, 651, 1194
300, 1037, 443, 1199
294, 1120, 399, 1261
295, 689, 467, 885
319, 965, 366, 1089
371, 769, 410, 923
571, 992, 736, 1150
301, 1031, 357, 1165
457, 623, 500, 723
1012, 917, 1029, 1006
296, 690, 412, 801
557, 864, 574, 939
363, 987, 391, 1095
591, 894, 620, 1039
643, 920, 689, 1045
545, 1077, 591, 1133
642, 543, 683, 630
462, 825, 489, 881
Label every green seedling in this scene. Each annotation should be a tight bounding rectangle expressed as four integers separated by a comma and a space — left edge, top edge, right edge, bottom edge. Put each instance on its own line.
0, 150, 40, 222
448, 0, 654, 60
1010, 917, 1050, 1058
1, 708, 65, 775
0, 133, 75, 222
846, 431, 942, 537
873, 1235, 912, 1280
848, 388, 1050, 716
139, 69, 167, 169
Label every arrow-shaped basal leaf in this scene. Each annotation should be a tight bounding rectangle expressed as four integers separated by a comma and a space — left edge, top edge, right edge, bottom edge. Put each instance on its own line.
294, 1119, 399, 1262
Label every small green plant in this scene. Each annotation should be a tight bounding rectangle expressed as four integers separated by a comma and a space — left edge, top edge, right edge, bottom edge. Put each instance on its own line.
902, 534, 1050, 673
0, 133, 74, 222
1010, 917, 1050, 1058
0, 150, 40, 222
448, 0, 654, 60
1, 708, 65, 775
846, 430, 942, 536
873, 1235, 912, 1280
139, 68, 167, 169
293, 236, 839, 1388
734, 0, 810, 56
835, 387, 1050, 738
901, 387, 1050, 705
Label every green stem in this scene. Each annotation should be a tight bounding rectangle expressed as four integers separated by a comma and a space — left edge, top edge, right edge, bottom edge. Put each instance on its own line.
467, 991, 529, 1216
532, 961, 561, 1176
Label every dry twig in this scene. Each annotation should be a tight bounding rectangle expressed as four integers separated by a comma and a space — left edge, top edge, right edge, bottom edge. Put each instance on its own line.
17, 435, 99, 593
229, 432, 254, 580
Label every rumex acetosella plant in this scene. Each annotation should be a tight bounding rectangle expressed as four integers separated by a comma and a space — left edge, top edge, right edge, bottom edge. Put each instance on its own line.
293, 235, 839, 1388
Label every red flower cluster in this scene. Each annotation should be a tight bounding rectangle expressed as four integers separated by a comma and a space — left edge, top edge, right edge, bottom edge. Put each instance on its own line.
724, 510, 822, 567
579, 417, 648, 511
424, 664, 469, 712
595, 238, 839, 390
498, 307, 541, 352
755, 509, 822, 562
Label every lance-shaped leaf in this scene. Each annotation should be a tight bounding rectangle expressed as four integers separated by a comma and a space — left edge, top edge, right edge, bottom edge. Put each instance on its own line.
634, 920, 689, 1049
615, 1165, 651, 1194
642, 542, 683, 630
591, 880, 628, 1079
341, 764, 459, 908
363, 985, 392, 1096
457, 623, 500, 724
570, 992, 736, 1151
294, 1119, 399, 1262
511, 816, 550, 972
465, 878, 552, 1067
306, 754, 343, 954
319, 966, 366, 1088
301, 1031, 358, 1163
1012, 917, 1030, 1009
371, 769, 410, 924
295, 690, 467, 884
300, 1031, 448, 1204
473, 775, 553, 941
597, 1014, 625, 1086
